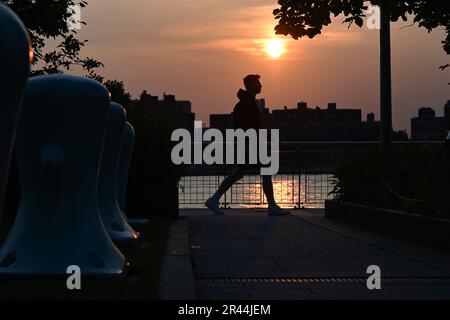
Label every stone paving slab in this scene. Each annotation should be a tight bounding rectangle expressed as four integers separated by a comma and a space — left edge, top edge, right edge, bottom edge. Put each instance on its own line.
181, 209, 450, 300
159, 220, 196, 300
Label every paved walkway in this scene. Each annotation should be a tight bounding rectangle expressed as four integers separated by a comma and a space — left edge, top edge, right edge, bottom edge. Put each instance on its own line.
181, 209, 450, 300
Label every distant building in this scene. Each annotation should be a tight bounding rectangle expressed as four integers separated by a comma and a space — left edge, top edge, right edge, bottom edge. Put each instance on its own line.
269, 102, 367, 140
209, 114, 233, 131
256, 98, 267, 113
411, 105, 448, 141
139, 90, 158, 106
161, 93, 192, 113
138, 90, 192, 113
135, 90, 195, 132
210, 100, 383, 141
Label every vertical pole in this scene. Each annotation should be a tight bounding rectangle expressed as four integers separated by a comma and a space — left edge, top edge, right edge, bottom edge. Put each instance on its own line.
297, 148, 302, 208
380, 4, 393, 152
446, 131, 450, 189
446, 103, 450, 188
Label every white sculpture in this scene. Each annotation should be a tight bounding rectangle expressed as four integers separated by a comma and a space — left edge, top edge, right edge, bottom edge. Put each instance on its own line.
117, 122, 150, 227
0, 75, 128, 276
98, 103, 140, 245
0, 3, 30, 223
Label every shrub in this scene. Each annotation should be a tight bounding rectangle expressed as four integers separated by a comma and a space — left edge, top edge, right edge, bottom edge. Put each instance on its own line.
124, 105, 188, 219
330, 144, 449, 218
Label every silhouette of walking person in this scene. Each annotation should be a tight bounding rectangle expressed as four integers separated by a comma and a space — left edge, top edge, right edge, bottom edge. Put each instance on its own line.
205, 74, 291, 216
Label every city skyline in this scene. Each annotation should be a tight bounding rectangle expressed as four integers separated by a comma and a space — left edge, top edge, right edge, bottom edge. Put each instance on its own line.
132, 91, 447, 135
74, 0, 449, 132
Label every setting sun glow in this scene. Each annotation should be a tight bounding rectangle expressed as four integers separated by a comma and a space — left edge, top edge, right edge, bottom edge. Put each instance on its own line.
266, 39, 284, 58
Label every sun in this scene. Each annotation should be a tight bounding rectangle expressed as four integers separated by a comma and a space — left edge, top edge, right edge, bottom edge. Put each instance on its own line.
266, 39, 284, 58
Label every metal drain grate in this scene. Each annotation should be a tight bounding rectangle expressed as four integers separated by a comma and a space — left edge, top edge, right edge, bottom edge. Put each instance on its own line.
196, 277, 450, 285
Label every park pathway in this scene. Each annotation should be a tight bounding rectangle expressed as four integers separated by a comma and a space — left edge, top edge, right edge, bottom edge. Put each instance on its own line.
181, 209, 450, 300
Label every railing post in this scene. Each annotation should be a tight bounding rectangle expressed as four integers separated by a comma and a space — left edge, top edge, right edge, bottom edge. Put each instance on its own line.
222, 161, 227, 209
297, 147, 306, 209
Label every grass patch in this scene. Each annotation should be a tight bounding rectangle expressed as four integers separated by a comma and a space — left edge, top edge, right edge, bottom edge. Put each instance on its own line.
0, 218, 173, 300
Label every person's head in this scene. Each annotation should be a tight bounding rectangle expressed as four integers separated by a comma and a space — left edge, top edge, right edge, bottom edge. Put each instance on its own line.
243, 74, 262, 95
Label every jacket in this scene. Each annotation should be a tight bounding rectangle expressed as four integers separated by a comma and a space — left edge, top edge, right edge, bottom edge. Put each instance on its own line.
233, 89, 260, 130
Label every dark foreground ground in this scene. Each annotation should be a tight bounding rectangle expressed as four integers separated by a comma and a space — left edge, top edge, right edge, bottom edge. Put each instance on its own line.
0, 218, 172, 300
183, 209, 450, 300
2, 208, 450, 300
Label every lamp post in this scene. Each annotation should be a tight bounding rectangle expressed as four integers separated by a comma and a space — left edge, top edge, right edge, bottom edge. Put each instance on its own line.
380, 4, 393, 152
446, 130, 450, 183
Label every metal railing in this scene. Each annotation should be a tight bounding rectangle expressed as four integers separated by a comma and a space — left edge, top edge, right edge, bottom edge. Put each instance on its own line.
178, 141, 445, 209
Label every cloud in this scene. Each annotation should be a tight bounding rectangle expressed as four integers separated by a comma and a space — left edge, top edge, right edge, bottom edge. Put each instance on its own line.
138, 2, 365, 61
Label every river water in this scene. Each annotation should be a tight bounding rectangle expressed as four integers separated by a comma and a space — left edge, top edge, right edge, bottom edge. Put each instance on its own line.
179, 174, 335, 209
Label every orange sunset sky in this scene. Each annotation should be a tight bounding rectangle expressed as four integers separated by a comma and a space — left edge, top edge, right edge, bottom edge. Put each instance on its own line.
75, 0, 449, 133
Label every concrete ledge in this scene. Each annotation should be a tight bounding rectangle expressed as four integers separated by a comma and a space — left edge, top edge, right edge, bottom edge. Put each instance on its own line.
158, 219, 196, 300
325, 200, 450, 249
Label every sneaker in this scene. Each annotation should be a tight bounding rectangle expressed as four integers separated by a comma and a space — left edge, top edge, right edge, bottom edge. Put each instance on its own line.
205, 197, 224, 216
267, 205, 291, 216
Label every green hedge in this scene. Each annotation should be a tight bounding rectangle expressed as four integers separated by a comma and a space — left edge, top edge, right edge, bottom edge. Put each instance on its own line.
330, 144, 450, 218
124, 105, 187, 218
